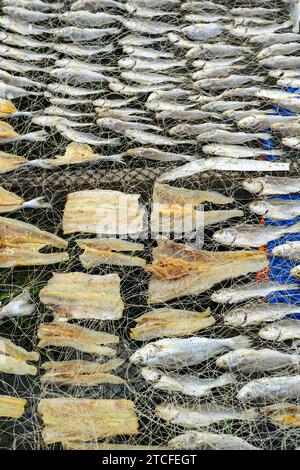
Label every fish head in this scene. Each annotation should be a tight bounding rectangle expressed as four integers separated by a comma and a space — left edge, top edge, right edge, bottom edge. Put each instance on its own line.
242, 178, 264, 194
258, 324, 280, 341
249, 200, 269, 216
215, 353, 230, 369
211, 290, 232, 303
236, 382, 258, 401
155, 404, 179, 421
118, 57, 135, 68
223, 309, 247, 327
238, 116, 258, 129
212, 228, 236, 246
141, 367, 161, 383
290, 266, 300, 278
130, 343, 159, 366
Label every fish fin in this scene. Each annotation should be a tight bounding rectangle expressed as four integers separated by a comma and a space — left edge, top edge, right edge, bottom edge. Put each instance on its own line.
228, 335, 252, 350
22, 197, 50, 209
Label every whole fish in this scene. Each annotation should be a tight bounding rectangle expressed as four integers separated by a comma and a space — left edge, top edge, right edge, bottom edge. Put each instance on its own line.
32, 116, 94, 129
272, 122, 300, 136
288, 0, 300, 32
3, 0, 63, 10
44, 106, 94, 119
223, 303, 300, 327
124, 147, 194, 162
197, 130, 270, 144
182, 23, 225, 40
157, 109, 219, 121
50, 68, 109, 85
249, 199, 300, 220
283, 137, 300, 149
220, 86, 263, 98
44, 93, 92, 106
96, 108, 151, 122
123, 45, 174, 59
243, 176, 300, 195
130, 335, 252, 369
186, 43, 251, 59
0, 31, 53, 48
120, 34, 168, 46
277, 77, 300, 90
238, 114, 299, 131
250, 32, 300, 45
0, 83, 42, 100
55, 58, 116, 72
201, 100, 257, 112
47, 83, 102, 97
259, 319, 300, 341
260, 55, 300, 69
211, 282, 299, 304
269, 69, 300, 79
97, 118, 161, 133
109, 80, 173, 95
223, 109, 275, 120
237, 375, 300, 402
168, 33, 199, 49
228, 21, 292, 37
51, 27, 120, 41
93, 97, 136, 108
184, 14, 230, 23
0, 70, 43, 89
233, 17, 274, 26
169, 432, 259, 450
216, 348, 300, 373
125, 4, 177, 17
146, 101, 194, 112
71, 0, 126, 10
156, 403, 259, 427
60, 11, 121, 26
2, 6, 57, 22
256, 88, 299, 101
0, 45, 57, 62
52, 43, 114, 57
192, 56, 245, 68
272, 241, 300, 260
120, 70, 183, 85
0, 16, 49, 35
141, 367, 235, 397
231, 7, 280, 16
0, 57, 45, 73
55, 124, 121, 146
119, 57, 186, 71
169, 123, 232, 137
257, 42, 300, 60
202, 144, 283, 159
121, 17, 178, 34
181, 1, 228, 12
192, 65, 246, 80
124, 129, 194, 146
194, 75, 265, 91
213, 223, 300, 247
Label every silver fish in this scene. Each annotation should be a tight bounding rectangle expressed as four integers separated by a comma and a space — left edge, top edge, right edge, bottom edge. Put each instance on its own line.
120, 70, 183, 85
233, 16, 274, 26
202, 144, 283, 159
181, 1, 228, 12
228, 21, 292, 37
32, 116, 93, 129
125, 4, 177, 17
0, 45, 57, 62
192, 56, 245, 68
243, 176, 300, 196
0, 70, 43, 89
47, 83, 102, 97
71, 0, 126, 10
44, 106, 94, 119
231, 7, 280, 16
186, 43, 251, 59
130, 335, 252, 369
1, 130, 47, 144
97, 118, 162, 133
238, 114, 300, 131
0, 83, 42, 100
52, 43, 114, 57
213, 223, 300, 248
260, 55, 300, 69
0, 16, 50, 35
237, 375, 300, 402
123, 45, 174, 59
2, 6, 57, 22
283, 137, 300, 149
60, 11, 121, 27
95, 108, 151, 122
194, 75, 265, 91
167, 33, 197, 49
184, 13, 230, 23
0, 292, 35, 321
124, 147, 195, 162
169, 432, 259, 450
44, 93, 93, 106
272, 241, 300, 260
259, 319, 300, 341
257, 88, 300, 101
182, 23, 225, 40
124, 129, 194, 146
51, 27, 120, 41
257, 42, 300, 60
141, 367, 235, 397
119, 57, 186, 71
55, 124, 121, 146
216, 348, 300, 373
250, 32, 300, 45
157, 109, 219, 121
0, 31, 53, 48
223, 109, 275, 121
0, 57, 45, 73
2, 0, 63, 10
288, 0, 300, 33
220, 86, 262, 98
109, 80, 173, 95
122, 17, 178, 34
201, 100, 257, 113
120, 34, 168, 46
277, 76, 300, 89
197, 130, 270, 144
250, 199, 300, 220
270, 68, 300, 78
211, 282, 299, 304
156, 403, 259, 427
93, 97, 136, 108
54, 58, 115, 72
50, 68, 109, 85
223, 303, 300, 327
192, 66, 246, 80
169, 123, 232, 137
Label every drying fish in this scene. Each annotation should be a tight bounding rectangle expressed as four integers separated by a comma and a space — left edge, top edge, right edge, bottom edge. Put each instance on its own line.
0, 291, 34, 321
272, 122, 300, 136
213, 223, 300, 248
156, 403, 258, 428
32, 116, 94, 130
223, 303, 300, 327
0, 100, 33, 119
63, 189, 145, 236
41, 358, 125, 387
55, 124, 121, 146
0, 16, 49, 35
212, 282, 299, 304
0, 336, 39, 376
124, 129, 194, 146
250, 32, 300, 45
55, 58, 116, 72
257, 43, 300, 60
169, 432, 259, 450
120, 70, 183, 85
130, 335, 252, 369
237, 375, 300, 402
0, 151, 28, 174
169, 123, 233, 137
146, 100, 194, 113
0, 396, 26, 419
121, 17, 178, 34
47, 83, 103, 97
260, 55, 300, 69
52, 43, 114, 57
45, 95, 93, 107
228, 21, 292, 37
220, 86, 263, 99
182, 23, 224, 40
0, 83, 42, 100
50, 68, 110, 85
259, 319, 300, 341
272, 241, 300, 260
70, 0, 126, 10
269, 69, 300, 79
192, 66, 247, 81
44, 106, 94, 119
0, 45, 56, 63
51, 26, 119, 41
197, 130, 270, 144
125, 4, 177, 17
96, 109, 151, 122
0, 58, 46, 73
123, 45, 174, 59
37, 322, 119, 356
40, 272, 124, 321
223, 109, 275, 121
61, 11, 121, 27
153, 182, 233, 206
195, 75, 265, 91
50, 143, 122, 166
0, 31, 52, 48
147, 238, 268, 303
203, 210, 244, 226
156, 110, 219, 121
288, 0, 300, 32
231, 7, 279, 16
283, 137, 300, 149
0, 187, 49, 214
142, 367, 235, 397
233, 17, 274, 26
120, 34, 168, 46
3, 0, 63, 10
250, 199, 300, 221
38, 398, 139, 444
77, 238, 145, 269
130, 307, 215, 341
119, 57, 186, 71
192, 57, 245, 69
186, 43, 251, 59
109, 80, 173, 95
93, 97, 136, 108
97, 118, 161, 133
238, 114, 300, 131
216, 348, 300, 373
201, 100, 257, 113
159, 158, 289, 182
243, 176, 300, 196
2, 6, 56, 22
260, 403, 300, 428
202, 144, 284, 159
184, 13, 230, 23
63, 442, 166, 450
0, 70, 43, 89
124, 147, 194, 162
182, 1, 228, 12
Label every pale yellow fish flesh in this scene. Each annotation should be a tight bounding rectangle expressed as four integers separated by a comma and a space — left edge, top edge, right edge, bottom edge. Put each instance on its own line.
0, 121, 18, 141
0, 336, 39, 376
260, 403, 300, 427
52, 142, 102, 166
38, 398, 139, 444
130, 307, 215, 341
63, 442, 168, 450
0, 99, 18, 118
0, 186, 24, 213
0, 151, 28, 174
147, 238, 268, 303
39, 272, 124, 321
37, 322, 119, 356
77, 238, 145, 268
63, 189, 145, 236
0, 246, 69, 267
0, 395, 27, 418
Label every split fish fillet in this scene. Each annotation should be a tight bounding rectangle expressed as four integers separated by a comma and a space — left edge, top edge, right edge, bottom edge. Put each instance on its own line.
0, 395, 27, 418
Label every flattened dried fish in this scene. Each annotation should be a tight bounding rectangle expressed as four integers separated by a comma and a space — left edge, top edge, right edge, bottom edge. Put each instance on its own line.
237, 375, 300, 402
37, 322, 119, 356
0, 187, 49, 213
130, 335, 252, 369
142, 367, 235, 397
40, 272, 124, 321
38, 398, 139, 444
0, 336, 39, 375
130, 307, 215, 341
124, 147, 194, 162
259, 319, 300, 341
0, 151, 29, 174
0, 396, 27, 419
260, 403, 300, 427
169, 431, 259, 450
0, 247, 69, 268
212, 282, 300, 304
223, 303, 300, 327
77, 238, 145, 268
51, 142, 122, 166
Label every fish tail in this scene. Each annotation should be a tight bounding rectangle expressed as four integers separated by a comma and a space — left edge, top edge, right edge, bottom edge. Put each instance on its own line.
228, 335, 252, 350
217, 372, 236, 387
22, 130, 48, 142
0, 292, 34, 319
241, 408, 260, 422
22, 197, 50, 210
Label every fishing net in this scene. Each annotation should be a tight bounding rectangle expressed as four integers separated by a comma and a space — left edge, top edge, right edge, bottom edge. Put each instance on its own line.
1, 0, 300, 451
